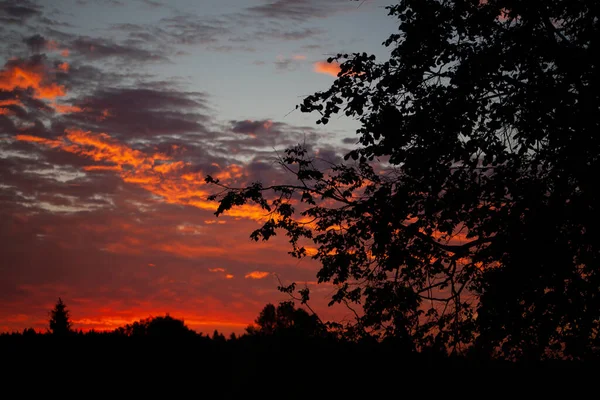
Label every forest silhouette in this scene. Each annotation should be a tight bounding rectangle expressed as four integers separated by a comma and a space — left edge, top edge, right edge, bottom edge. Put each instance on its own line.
3, 0, 599, 370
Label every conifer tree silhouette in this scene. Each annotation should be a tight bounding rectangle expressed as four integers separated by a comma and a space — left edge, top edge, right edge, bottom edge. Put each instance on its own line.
49, 298, 72, 336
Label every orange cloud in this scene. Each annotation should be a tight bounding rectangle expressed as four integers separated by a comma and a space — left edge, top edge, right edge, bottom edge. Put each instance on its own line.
83, 165, 121, 172
17, 129, 274, 222
209, 268, 234, 279
204, 220, 226, 225
293, 54, 306, 60
61, 49, 70, 57
0, 99, 23, 107
314, 61, 341, 77
152, 243, 227, 258
213, 164, 244, 181
176, 224, 203, 235
0, 60, 81, 114
0, 99, 21, 115
304, 247, 318, 256
245, 271, 270, 279
15, 134, 62, 148
57, 62, 69, 72
50, 102, 83, 114
0, 63, 65, 99
98, 108, 112, 121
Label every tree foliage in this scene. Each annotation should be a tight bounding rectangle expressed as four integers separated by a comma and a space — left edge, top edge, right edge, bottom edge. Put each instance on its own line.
247, 302, 325, 338
115, 315, 196, 337
49, 298, 72, 336
207, 0, 599, 360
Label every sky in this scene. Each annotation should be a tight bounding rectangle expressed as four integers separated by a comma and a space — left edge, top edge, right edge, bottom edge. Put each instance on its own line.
0, 0, 397, 335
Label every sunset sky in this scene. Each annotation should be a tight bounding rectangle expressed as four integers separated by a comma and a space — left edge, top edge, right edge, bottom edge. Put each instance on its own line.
0, 0, 396, 334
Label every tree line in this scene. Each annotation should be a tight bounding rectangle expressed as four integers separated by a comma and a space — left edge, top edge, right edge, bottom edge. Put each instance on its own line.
0, 298, 325, 341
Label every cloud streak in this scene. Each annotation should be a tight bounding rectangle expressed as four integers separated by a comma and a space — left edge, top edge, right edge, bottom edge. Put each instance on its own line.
16, 129, 271, 222
247, 0, 347, 22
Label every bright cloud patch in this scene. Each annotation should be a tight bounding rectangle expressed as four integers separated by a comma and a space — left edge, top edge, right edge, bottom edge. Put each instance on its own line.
0, 61, 65, 99
245, 271, 270, 279
0, 57, 82, 114
313, 61, 341, 77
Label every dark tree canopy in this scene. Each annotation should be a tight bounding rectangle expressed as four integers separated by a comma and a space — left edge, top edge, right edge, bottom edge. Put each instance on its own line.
49, 298, 72, 336
115, 315, 196, 337
247, 302, 325, 338
208, 0, 599, 360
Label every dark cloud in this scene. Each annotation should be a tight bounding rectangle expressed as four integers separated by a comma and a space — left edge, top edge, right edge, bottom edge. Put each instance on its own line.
110, 15, 231, 49
225, 119, 323, 156
206, 44, 255, 53
247, 0, 347, 22
254, 27, 324, 41
342, 137, 357, 145
231, 120, 269, 135
0, 0, 41, 24
139, 0, 165, 7
23, 34, 47, 53
71, 37, 169, 63
64, 87, 212, 140
274, 57, 293, 70
60, 62, 154, 95
156, 15, 231, 45
272, 54, 306, 71
101, 0, 124, 6
301, 43, 323, 50
109, 1, 343, 51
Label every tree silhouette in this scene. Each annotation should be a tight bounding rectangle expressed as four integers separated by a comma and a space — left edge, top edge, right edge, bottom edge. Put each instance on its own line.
248, 302, 324, 338
115, 315, 196, 337
49, 298, 72, 336
208, 0, 600, 359
212, 329, 226, 343
253, 303, 277, 335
